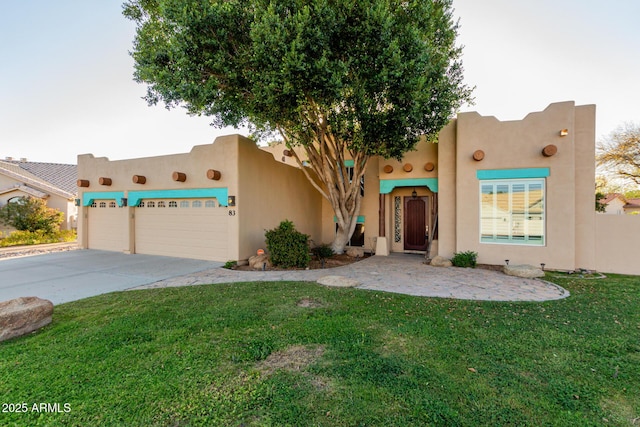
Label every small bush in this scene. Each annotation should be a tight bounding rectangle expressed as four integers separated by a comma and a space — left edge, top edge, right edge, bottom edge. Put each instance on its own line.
265, 220, 310, 268
223, 260, 237, 269
311, 243, 334, 260
451, 250, 478, 268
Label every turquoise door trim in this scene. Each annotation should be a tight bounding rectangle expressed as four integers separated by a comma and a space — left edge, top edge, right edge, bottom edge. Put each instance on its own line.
128, 188, 229, 207
333, 215, 365, 223
476, 168, 550, 180
379, 178, 438, 194
82, 191, 126, 207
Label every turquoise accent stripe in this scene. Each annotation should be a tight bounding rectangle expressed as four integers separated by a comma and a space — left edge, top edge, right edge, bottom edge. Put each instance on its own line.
344, 159, 355, 167
82, 191, 125, 207
476, 168, 550, 180
379, 178, 438, 194
333, 215, 365, 223
128, 188, 229, 207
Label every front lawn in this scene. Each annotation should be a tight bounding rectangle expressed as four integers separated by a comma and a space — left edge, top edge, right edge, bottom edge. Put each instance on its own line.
1, 274, 638, 426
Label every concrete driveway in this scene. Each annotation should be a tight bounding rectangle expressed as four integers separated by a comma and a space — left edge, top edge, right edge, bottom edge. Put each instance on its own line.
0, 250, 222, 305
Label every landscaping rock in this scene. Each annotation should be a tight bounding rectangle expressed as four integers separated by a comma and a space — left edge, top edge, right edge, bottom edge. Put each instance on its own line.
346, 247, 365, 258
0, 297, 53, 342
503, 264, 545, 279
248, 254, 272, 270
430, 256, 452, 267
317, 275, 360, 288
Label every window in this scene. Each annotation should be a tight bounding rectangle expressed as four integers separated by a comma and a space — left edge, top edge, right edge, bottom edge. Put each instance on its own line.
345, 166, 364, 196
139, 201, 145, 208
157, 201, 166, 208
480, 179, 545, 245
335, 222, 365, 247
205, 200, 216, 208
169, 201, 178, 208
109, 201, 116, 208
180, 201, 189, 208
99, 202, 106, 208
91, 202, 97, 208
147, 201, 155, 208
192, 200, 202, 208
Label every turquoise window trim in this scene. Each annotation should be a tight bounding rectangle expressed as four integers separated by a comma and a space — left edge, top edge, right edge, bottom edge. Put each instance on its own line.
128, 188, 229, 207
333, 215, 365, 223
82, 191, 125, 207
344, 159, 355, 167
476, 168, 550, 180
380, 178, 438, 194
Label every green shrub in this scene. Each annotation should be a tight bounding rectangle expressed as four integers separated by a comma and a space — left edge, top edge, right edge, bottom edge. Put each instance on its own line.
223, 260, 237, 269
265, 220, 310, 268
311, 243, 334, 260
0, 229, 77, 247
0, 196, 64, 234
451, 250, 478, 268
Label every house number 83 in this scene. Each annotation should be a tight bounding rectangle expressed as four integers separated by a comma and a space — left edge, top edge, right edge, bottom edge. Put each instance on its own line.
228, 210, 236, 216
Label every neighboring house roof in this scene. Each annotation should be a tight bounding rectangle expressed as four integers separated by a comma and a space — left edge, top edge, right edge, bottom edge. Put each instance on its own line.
602, 193, 626, 205
0, 159, 77, 200
0, 184, 48, 199
624, 198, 640, 209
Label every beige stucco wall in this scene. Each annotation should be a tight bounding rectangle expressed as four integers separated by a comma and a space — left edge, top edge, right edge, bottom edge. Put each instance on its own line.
237, 136, 322, 260
452, 101, 596, 271
595, 215, 640, 275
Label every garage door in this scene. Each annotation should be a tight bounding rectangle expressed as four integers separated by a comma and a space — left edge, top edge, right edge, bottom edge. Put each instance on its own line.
134, 198, 228, 261
88, 200, 128, 252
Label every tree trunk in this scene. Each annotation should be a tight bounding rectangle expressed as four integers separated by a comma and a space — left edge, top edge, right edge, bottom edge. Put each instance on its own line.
278, 117, 368, 255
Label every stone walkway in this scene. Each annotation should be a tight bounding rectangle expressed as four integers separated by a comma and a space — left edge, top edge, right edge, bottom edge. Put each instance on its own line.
133, 253, 569, 302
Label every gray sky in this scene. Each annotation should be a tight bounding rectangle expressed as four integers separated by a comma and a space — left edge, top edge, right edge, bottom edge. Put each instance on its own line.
1, 0, 639, 164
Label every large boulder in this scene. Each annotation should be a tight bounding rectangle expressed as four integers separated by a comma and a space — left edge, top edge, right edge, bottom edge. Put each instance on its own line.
503, 264, 545, 279
430, 256, 453, 267
0, 297, 53, 342
248, 254, 272, 270
346, 247, 365, 258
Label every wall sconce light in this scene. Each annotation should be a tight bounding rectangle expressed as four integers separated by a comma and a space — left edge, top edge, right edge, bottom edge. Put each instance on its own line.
74, 198, 81, 207
120, 198, 128, 207
227, 196, 236, 207
411, 187, 418, 198
560, 129, 569, 136
540, 263, 546, 271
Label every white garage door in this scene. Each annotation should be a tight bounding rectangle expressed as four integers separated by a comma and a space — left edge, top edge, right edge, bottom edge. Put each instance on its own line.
88, 201, 128, 252
134, 198, 228, 261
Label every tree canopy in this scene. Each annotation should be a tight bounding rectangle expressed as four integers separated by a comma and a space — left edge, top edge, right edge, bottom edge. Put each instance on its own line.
0, 196, 63, 234
597, 122, 640, 185
124, 0, 473, 252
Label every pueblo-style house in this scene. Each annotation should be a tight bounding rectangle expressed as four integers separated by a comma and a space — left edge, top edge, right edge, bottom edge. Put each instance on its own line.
76, 102, 640, 275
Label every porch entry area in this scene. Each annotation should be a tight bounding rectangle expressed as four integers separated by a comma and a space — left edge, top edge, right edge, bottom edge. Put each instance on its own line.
378, 178, 438, 257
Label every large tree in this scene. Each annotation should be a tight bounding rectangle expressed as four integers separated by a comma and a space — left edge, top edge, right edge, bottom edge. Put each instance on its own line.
123, 0, 472, 253
597, 122, 640, 185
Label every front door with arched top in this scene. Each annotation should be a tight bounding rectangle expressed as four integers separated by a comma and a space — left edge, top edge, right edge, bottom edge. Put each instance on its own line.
404, 196, 428, 251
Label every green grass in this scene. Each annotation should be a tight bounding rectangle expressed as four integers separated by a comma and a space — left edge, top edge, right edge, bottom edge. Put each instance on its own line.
1, 274, 639, 426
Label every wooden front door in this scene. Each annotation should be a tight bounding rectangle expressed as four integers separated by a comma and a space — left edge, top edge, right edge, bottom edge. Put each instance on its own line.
404, 196, 428, 251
